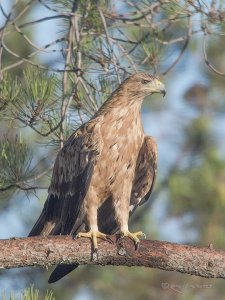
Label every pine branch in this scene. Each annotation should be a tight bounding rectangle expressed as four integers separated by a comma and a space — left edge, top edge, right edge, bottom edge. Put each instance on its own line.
1, 236, 224, 279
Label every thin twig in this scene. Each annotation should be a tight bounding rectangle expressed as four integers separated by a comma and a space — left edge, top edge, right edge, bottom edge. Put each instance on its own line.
0, 184, 47, 192
98, 7, 121, 84
161, 16, 192, 75
203, 33, 225, 76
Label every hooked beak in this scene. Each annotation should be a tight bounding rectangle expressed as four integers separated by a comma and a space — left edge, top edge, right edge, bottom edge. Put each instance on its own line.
148, 79, 166, 97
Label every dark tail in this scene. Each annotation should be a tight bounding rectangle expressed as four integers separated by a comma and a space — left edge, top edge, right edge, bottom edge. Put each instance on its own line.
48, 264, 79, 283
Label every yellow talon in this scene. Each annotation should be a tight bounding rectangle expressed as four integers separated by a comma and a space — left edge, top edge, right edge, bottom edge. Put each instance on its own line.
120, 230, 146, 247
76, 230, 109, 251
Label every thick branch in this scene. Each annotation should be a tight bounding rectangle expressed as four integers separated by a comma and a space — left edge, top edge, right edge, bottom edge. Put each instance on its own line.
0, 236, 224, 279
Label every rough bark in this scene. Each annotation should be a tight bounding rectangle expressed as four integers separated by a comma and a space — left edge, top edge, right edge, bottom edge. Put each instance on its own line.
0, 236, 224, 279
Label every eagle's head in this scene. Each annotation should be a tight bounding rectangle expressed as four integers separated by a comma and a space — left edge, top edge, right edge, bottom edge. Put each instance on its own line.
124, 72, 166, 98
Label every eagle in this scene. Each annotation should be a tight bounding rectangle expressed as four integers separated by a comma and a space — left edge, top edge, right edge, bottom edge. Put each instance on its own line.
29, 73, 166, 283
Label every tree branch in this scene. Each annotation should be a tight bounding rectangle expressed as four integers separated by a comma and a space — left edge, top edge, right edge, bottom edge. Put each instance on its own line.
1, 236, 224, 279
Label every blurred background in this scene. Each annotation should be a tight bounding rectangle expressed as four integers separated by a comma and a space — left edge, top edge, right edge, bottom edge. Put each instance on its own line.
0, 0, 225, 299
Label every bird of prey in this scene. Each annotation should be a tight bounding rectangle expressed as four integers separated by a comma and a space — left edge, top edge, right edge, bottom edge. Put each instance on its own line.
29, 72, 166, 283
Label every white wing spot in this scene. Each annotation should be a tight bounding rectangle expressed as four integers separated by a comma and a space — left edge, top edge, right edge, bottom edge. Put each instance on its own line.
137, 197, 142, 204
129, 205, 134, 212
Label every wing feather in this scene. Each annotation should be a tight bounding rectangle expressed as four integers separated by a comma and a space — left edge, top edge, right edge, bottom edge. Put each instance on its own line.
130, 136, 158, 214
28, 119, 102, 237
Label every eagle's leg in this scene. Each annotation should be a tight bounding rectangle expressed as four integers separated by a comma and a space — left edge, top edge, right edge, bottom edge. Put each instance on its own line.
76, 191, 111, 251
114, 192, 146, 249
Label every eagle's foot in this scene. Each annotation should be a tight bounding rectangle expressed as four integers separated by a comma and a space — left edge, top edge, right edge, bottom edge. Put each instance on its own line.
76, 230, 111, 252
120, 230, 146, 249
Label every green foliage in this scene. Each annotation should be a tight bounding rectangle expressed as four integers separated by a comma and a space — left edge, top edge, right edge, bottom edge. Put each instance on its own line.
169, 149, 225, 215
185, 117, 212, 154
0, 73, 22, 114
0, 134, 32, 193
2, 285, 55, 300
163, 1, 188, 18
13, 68, 59, 126
169, 115, 225, 221
1, 68, 59, 126
22, 68, 57, 104
46, 0, 73, 10
79, 0, 104, 33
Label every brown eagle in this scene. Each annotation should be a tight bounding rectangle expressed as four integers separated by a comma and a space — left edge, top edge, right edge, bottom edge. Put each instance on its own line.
29, 73, 166, 283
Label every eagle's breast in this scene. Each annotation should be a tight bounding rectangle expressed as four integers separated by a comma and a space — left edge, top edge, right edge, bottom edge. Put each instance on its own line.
91, 103, 144, 202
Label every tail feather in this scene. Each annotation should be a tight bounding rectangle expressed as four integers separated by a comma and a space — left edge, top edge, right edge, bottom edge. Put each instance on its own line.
29, 193, 81, 282
48, 264, 79, 283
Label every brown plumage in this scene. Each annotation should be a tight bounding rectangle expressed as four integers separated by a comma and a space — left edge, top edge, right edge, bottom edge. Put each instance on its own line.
28, 73, 165, 283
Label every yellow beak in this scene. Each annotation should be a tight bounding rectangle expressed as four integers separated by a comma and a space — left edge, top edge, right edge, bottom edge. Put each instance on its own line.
148, 79, 166, 97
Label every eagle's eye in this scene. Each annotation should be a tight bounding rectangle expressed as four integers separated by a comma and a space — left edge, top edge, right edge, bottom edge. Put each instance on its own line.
141, 79, 149, 84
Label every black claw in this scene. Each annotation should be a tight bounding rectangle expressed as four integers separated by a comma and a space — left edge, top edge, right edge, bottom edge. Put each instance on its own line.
105, 235, 114, 244
135, 241, 140, 251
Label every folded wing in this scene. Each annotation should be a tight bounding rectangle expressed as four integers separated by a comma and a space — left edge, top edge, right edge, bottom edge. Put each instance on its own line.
29, 120, 102, 237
